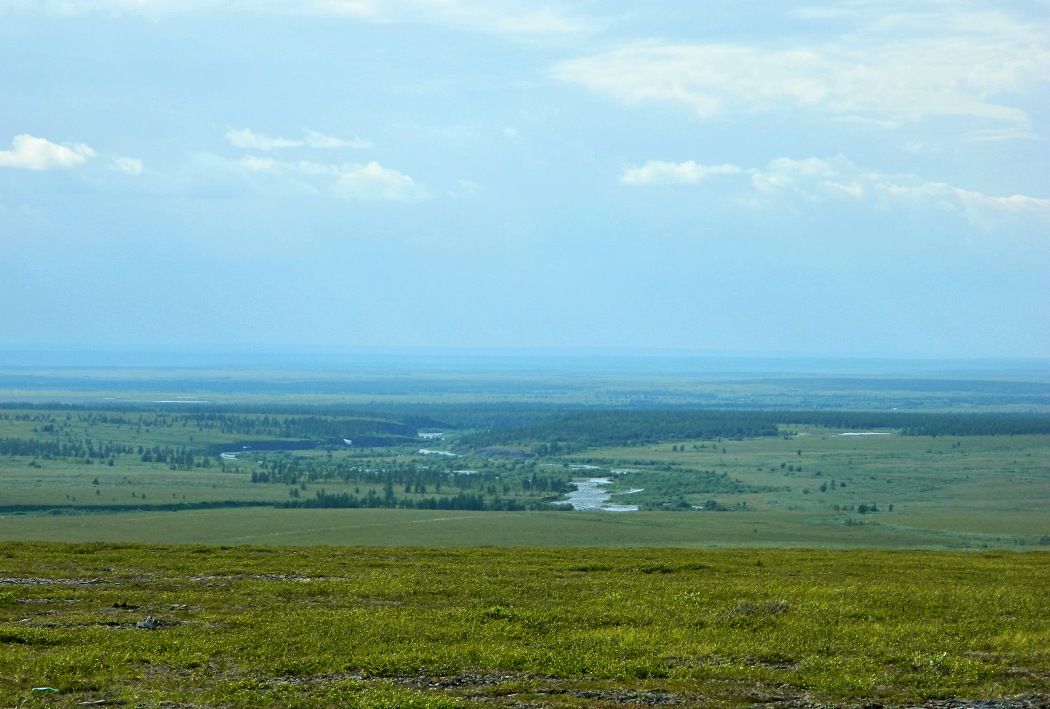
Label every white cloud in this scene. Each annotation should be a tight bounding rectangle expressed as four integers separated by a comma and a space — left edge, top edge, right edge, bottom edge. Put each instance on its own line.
554, 8, 1050, 130
224, 127, 417, 199
303, 129, 371, 149
750, 157, 838, 194
619, 160, 742, 185
750, 156, 1050, 219
881, 182, 1050, 221
226, 129, 301, 150
229, 153, 428, 201
965, 128, 1046, 144
0, 134, 96, 170
111, 156, 144, 174
622, 154, 1050, 223
333, 161, 430, 201
226, 128, 370, 151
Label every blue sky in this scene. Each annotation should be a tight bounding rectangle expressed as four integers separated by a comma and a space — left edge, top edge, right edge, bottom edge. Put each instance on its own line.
1, 0, 1048, 358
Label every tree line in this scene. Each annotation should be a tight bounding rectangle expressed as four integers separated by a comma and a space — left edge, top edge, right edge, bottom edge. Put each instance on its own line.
459, 409, 1050, 453
281, 487, 558, 512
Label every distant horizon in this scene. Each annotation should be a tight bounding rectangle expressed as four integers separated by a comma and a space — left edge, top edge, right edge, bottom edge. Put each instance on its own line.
1, 345, 1048, 377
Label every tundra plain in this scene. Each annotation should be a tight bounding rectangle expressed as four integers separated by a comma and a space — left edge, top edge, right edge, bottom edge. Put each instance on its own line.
0, 362, 1048, 707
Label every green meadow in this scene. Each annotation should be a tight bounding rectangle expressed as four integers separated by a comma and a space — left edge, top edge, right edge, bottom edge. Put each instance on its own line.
2, 543, 1048, 708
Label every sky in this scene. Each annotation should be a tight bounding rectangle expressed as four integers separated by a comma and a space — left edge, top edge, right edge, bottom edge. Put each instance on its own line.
1, 0, 1048, 359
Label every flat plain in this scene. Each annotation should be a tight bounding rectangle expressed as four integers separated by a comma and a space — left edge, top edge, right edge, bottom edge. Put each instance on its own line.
1, 361, 1048, 707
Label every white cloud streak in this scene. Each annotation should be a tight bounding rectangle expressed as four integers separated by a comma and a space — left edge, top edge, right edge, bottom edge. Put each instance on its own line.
226, 128, 371, 151
621, 155, 1050, 222
0, 134, 96, 170
237, 155, 429, 201
619, 161, 741, 185
555, 8, 1050, 129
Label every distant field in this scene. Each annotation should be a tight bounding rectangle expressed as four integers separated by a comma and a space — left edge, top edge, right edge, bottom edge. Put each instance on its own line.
1, 543, 1047, 708
0, 402, 1047, 548
0, 507, 1033, 549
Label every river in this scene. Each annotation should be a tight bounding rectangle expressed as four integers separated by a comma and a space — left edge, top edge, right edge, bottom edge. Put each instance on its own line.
562, 478, 640, 512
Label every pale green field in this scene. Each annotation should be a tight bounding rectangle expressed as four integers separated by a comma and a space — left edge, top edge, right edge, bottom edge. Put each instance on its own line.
0, 507, 1034, 549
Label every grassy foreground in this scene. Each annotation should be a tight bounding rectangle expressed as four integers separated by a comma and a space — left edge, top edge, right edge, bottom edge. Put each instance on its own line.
1, 544, 1048, 708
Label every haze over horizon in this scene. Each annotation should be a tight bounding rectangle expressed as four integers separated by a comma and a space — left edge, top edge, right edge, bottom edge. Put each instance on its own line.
2, 1, 1048, 359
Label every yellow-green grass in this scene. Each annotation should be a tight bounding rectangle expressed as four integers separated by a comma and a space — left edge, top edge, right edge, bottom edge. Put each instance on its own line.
1, 543, 1047, 708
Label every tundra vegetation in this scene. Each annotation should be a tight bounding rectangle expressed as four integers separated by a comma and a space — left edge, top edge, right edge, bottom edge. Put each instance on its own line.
1, 543, 1048, 708
0, 368, 1047, 706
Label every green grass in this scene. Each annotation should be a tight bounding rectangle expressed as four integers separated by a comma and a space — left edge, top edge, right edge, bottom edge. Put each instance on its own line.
0, 543, 1047, 708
